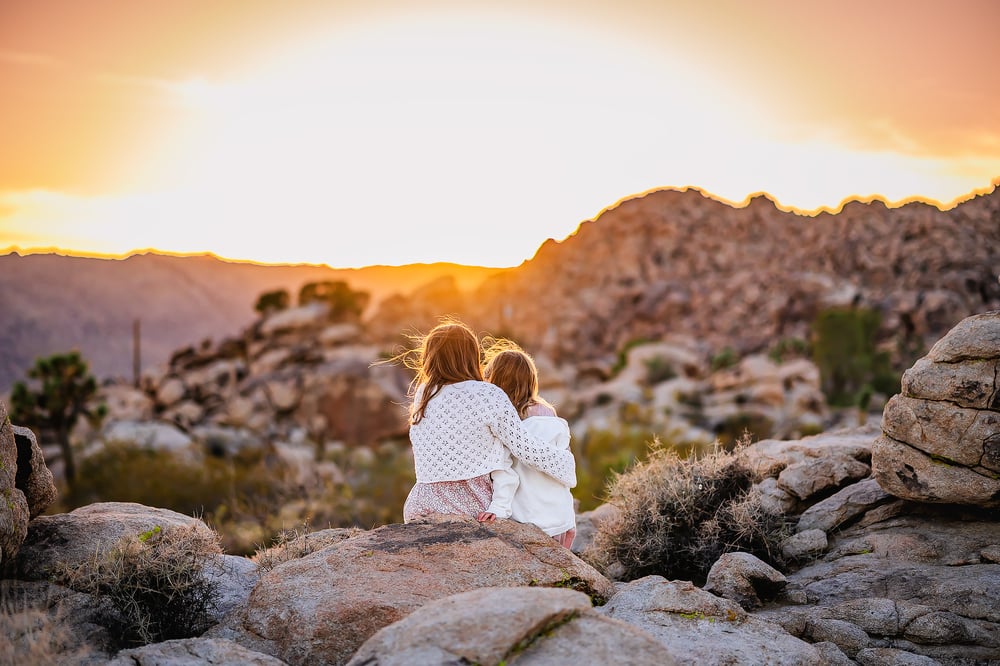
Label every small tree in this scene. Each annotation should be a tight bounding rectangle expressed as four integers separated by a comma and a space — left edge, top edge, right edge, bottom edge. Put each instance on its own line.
811, 307, 897, 407
254, 288, 290, 315
298, 280, 370, 322
9, 351, 105, 487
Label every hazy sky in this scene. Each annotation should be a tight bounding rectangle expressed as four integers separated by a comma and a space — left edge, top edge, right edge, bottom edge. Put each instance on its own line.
2, 0, 998, 267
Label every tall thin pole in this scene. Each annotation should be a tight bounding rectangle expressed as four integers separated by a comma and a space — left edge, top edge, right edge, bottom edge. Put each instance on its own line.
133, 318, 141, 387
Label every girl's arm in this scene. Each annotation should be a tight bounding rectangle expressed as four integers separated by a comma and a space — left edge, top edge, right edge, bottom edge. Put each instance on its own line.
485, 467, 519, 519
486, 389, 577, 488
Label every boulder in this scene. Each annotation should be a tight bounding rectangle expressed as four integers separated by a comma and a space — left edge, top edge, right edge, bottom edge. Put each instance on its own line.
260, 303, 330, 336
872, 311, 1000, 508
155, 376, 187, 407
703, 552, 787, 610
107, 637, 286, 665
102, 420, 193, 454
347, 586, 670, 666
230, 516, 614, 666
100, 384, 155, 421
571, 502, 620, 556
599, 576, 823, 664
796, 478, 892, 534
872, 434, 1000, 507
924, 311, 1000, 364
10, 425, 57, 518
0, 578, 116, 662
777, 456, 871, 501
202, 554, 261, 625
12, 502, 218, 580
855, 647, 940, 665
781, 529, 828, 561
0, 404, 30, 567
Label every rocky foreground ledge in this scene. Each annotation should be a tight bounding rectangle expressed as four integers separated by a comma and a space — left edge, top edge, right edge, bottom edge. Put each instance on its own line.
2, 312, 999, 665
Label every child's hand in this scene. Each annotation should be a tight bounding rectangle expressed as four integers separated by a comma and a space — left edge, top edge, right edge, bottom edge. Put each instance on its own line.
476, 511, 496, 523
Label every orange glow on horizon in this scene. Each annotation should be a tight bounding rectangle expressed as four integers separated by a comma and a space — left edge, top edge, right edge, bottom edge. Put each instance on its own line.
1, 1, 998, 268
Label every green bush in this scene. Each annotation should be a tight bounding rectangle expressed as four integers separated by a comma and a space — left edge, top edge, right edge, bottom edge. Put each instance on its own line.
586, 441, 787, 585
56, 524, 221, 648
710, 347, 739, 372
811, 307, 898, 407
643, 355, 677, 385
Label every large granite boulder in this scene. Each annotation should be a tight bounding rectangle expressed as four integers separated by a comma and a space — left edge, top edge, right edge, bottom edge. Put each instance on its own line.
220, 516, 614, 666
873, 311, 1000, 507
347, 586, 670, 666
12, 501, 219, 580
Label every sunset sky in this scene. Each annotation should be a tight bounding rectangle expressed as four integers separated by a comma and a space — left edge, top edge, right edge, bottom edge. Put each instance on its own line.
1, 0, 998, 268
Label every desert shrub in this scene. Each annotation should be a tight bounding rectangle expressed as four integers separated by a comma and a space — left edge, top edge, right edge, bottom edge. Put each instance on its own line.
643, 355, 677, 385
56, 524, 221, 648
710, 346, 739, 371
587, 441, 788, 585
573, 429, 710, 512
0, 601, 92, 665
251, 525, 364, 572
811, 307, 899, 407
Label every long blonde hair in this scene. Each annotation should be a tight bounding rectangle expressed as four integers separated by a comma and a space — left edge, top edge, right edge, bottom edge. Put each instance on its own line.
483, 339, 549, 418
404, 319, 484, 425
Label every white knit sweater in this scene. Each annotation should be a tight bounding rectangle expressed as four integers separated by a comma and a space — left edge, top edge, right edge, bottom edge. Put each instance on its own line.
409, 381, 577, 488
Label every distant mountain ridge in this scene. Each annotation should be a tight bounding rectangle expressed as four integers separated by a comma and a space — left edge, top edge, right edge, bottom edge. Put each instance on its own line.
367, 185, 1000, 369
0, 252, 505, 392
3, 183, 999, 393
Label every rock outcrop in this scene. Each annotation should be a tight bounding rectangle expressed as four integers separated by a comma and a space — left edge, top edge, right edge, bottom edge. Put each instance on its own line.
217, 516, 614, 666
347, 586, 671, 666
0, 401, 56, 569
873, 311, 1000, 507
12, 501, 219, 580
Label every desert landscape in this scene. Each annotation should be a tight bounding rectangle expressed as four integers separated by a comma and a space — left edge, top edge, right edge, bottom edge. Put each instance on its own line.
3, 1, 999, 664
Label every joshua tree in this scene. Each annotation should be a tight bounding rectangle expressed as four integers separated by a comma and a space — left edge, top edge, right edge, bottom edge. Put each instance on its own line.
254, 288, 291, 315
10, 350, 106, 487
298, 280, 370, 322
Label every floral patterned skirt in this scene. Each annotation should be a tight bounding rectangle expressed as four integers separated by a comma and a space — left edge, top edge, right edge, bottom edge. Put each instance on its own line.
403, 474, 493, 523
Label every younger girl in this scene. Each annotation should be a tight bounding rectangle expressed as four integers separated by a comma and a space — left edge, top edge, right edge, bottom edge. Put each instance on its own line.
484, 342, 577, 548
400, 320, 577, 524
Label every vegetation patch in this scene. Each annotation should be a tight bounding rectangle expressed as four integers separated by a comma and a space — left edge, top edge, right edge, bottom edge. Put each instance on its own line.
55, 524, 221, 648
586, 437, 788, 585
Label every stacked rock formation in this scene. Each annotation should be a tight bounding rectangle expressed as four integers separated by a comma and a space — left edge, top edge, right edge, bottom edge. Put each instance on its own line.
0, 401, 57, 569
874, 311, 1000, 507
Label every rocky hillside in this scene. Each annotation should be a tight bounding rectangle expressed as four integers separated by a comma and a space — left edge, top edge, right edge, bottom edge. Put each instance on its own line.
0, 252, 504, 392
369, 186, 1000, 371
